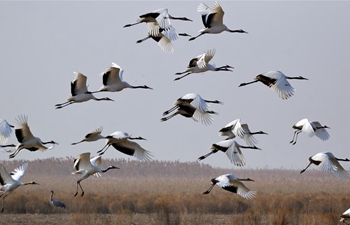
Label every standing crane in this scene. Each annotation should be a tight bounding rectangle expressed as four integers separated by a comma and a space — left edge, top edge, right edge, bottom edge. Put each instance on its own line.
50, 190, 66, 208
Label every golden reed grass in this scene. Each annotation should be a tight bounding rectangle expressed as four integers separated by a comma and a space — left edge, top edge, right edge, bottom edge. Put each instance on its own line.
0, 158, 349, 225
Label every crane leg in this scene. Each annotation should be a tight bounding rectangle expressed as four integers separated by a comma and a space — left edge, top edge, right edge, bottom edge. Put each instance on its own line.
300, 162, 312, 174
98, 144, 110, 155
198, 152, 213, 161
160, 112, 178, 122
55, 101, 74, 109
189, 33, 204, 41
74, 180, 84, 197
203, 184, 215, 194
163, 105, 179, 116
292, 131, 302, 145
290, 130, 298, 144
9, 149, 21, 159
174, 73, 191, 81
1, 194, 8, 213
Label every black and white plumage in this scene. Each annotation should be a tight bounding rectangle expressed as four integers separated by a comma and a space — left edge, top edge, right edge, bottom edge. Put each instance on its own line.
219, 119, 268, 146
239, 71, 308, 100
189, 1, 248, 41
174, 49, 234, 81
136, 27, 191, 54
300, 152, 350, 179
203, 174, 256, 199
97, 131, 153, 161
0, 162, 39, 212
55, 72, 114, 109
71, 127, 105, 145
93, 63, 153, 93
198, 139, 260, 166
340, 208, 350, 224
50, 190, 66, 208
290, 118, 330, 145
123, 8, 192, 37
9, 115, 59, 159
161, 93, 222, 125
0, 119, 14, 144
72, 152, 119, 197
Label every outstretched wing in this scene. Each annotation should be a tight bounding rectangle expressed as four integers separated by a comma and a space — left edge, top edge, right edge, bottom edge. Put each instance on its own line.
10, 162, 28, 181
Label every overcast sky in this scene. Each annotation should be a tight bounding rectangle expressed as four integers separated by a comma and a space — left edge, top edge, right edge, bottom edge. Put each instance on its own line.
0, 1, 349, 170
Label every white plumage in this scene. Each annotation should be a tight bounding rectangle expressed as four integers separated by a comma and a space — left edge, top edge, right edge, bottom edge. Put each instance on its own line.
174, 49, 234, 81
123, 8, 192, 38
239, 71, 308, 100
198, 139, 260, 166
72, 152, 119, 197
203, 173, 256, 200
94, 63, 153, 92
219, 119, 268, 146
9, 115, 58, 159
340, 207, 350, 224
97, 131, 153, 161
161, 93, 222, 125
290, 118, 330, 145
300, 152, 350, 179
0, 162, 38, 212
71, 127, 106, 145
55, 72, 114, 109
189, 1, 248, 41
0, 119, 14, 144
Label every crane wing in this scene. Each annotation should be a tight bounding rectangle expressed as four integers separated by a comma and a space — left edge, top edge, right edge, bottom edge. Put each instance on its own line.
225, 140, 246, 166
72, 72, 88, 95
151, 33, 174, 54
189, 94, 209, 112
0, 119, 13, 144
155, 8, 172, 32
163, 26, 179, 42
101, 63, 123, 85
0, 164, 15, 185
90, 155, 102, 167
10, 162, 28, 181
230, 180, 256, 199
301, 120, 315, 137
74, 152, 92, 171
268, 71, 294, 99
108, 131, 129, 140
316, 153, 350, 179
15, 115, 35, 143
311, 121, 330, 141
241, 124, 258, 146
146, 21, 161, 37
112, 140, 153, 161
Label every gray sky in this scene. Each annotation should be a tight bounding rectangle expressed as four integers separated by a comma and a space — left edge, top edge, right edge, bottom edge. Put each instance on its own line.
0, 1, 349, 169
